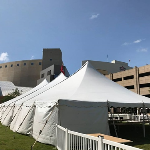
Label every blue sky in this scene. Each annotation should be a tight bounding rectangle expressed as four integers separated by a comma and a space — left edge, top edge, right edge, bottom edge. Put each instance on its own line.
0, 0, 150, 74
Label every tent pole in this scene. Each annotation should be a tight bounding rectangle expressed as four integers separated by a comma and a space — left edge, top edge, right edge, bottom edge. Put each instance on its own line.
142, 102, 145, 138
146, 111, 150, 126
107, 101, 118, 137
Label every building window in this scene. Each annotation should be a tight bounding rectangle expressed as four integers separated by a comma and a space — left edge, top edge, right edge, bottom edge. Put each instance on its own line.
50, 58, 52, 61
113, 78, 122, 82
39, 62, 42, 65
41, 73, 44, 78
123, 75, 134, 80
139, 72, 150, 77
5, 65, 7, 68
0, 66, 2, 68
31, 63, 34, 65
124, 85, 134, 89
47, 70, 51, 76
140, 83, 150, 88
11, 64, 13, 67
24, 63, 26, 66
17, 64, 19, 66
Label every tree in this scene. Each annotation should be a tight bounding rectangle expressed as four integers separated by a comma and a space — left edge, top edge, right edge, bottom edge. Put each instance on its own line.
1, 88, 22, 103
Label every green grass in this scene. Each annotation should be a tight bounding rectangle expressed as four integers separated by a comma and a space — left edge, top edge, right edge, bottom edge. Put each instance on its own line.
0, 123, 56, 150
109, 123, 150, 150
1, 122, 150, 150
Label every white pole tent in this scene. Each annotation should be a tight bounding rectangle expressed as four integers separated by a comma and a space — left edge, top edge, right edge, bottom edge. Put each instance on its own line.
0, 73, 67, 127
0, 81, 32, 96
9, 73, 67, 133
5, 61, 150, 146
0, 79, 49, 124
0, 79, 48, 122
1, 61, 150, 147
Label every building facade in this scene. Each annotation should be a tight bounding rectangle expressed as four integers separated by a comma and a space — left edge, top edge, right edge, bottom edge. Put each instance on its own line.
0, 48, 69, 87
37, 48, 69, 85
0, 60, 42, 87
105, 65, 150, 98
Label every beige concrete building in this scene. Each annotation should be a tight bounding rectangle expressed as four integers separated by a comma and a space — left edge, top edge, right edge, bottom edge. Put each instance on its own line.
105, 65, 150, 98
0, 48, 68, 87
0, 60, 42, 87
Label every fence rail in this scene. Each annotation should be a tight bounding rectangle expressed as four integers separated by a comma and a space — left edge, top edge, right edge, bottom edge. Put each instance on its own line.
56, 125, 143, 150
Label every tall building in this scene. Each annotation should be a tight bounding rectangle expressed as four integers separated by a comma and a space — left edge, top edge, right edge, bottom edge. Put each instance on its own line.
0, 59, 42, 87
0, 48, 69, 87
37, 48, 69, 85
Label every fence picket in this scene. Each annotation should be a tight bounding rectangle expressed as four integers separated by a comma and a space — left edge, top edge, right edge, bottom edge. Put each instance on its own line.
56, 125, 143, 150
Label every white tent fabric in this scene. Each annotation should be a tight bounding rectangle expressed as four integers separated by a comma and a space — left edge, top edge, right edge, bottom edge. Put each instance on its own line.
9, 73, 67, 132
0, 79, 49, 107
31, 62, 150, 145
0, 81, 32, 96
0, 79, 48, 124
24, 61, 150, 108
1, 73, 66, 127
1, 61, 150, 146
0, 79, 49, 122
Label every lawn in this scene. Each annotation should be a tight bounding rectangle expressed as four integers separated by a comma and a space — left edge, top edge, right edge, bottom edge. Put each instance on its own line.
1, 122, 150, 150
0, 123, 56, 150
109, 123, 150, 150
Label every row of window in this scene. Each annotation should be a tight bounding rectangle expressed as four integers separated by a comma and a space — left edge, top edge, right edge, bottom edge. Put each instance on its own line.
113, 71, 150, 82
122, 83, 150, 90
0, 62, 42, 68
113, 75, 134, 82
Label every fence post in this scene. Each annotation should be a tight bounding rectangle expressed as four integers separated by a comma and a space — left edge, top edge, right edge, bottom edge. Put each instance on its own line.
56, 124, 58, 147
98, 136, 104, 150
65, 128, 68, 150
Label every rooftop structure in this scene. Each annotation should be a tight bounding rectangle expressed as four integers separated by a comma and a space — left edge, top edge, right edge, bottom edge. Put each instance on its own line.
82, 60, 132, 75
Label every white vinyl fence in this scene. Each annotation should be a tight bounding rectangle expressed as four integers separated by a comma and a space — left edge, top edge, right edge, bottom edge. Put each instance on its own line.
56, 125, 143, 150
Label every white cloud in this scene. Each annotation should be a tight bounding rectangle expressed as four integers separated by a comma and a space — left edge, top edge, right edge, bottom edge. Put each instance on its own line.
30, 55, 34, 60
122, 39, 145, 46
0, 52, 9, 62
137, 48, 148, 52
90, 14, 99, 19
133, 39, 142, 43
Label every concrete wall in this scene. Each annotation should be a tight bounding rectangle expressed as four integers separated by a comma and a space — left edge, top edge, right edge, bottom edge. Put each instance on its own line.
37, 65, 61, 84
0, 60, 42, 87
105, 64, 150, 98
42, 48, 62, 70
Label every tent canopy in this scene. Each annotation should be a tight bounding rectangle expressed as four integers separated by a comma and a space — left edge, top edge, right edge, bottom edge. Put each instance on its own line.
1, 61, 150, 146
30, 61, 150, 108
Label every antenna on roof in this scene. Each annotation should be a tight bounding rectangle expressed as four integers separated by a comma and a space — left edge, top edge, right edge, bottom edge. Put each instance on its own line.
129, 59, 130, 66
107, 55, 108, 62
